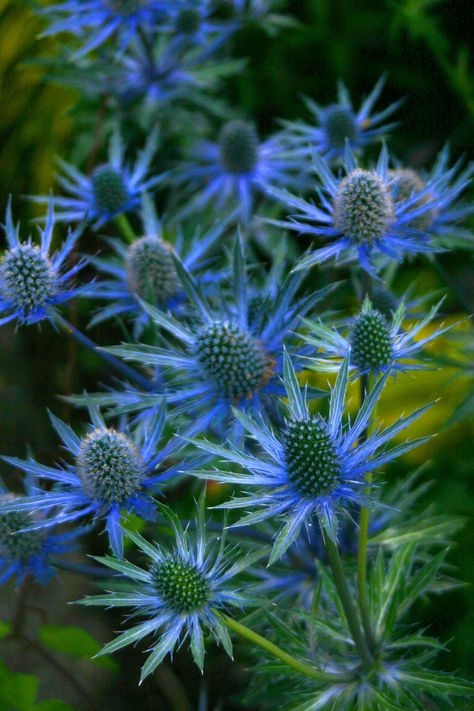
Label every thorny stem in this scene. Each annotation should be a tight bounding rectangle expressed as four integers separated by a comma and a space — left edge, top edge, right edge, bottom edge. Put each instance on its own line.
357, 374, 377, 652
114, 213, 137, 244
11, 575, 32, 638
219, 613, 354, 683
324, 538, 374, 670
52, 312, 155, 392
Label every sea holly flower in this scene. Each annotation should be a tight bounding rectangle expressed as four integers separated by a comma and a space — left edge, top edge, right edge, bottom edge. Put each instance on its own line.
103, 235, 331, 437
389, 146, 474, 246
0, 400, 182, 558
175, 119, 310, 221
0, 197, 85, 327
281, 76, 402, 161
268, 145, 441, 275
302, 296, 453, 375
190, 353, 432, 562
84, 195, 231, 337
33, 129, 163, 228
78, 495, 260, 680
0, 476, 82, 586
39, 1, 176, 58
158, 1, 237, 51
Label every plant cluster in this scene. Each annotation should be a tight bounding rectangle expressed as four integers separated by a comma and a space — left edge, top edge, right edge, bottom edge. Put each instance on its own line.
0, 1, 473, 709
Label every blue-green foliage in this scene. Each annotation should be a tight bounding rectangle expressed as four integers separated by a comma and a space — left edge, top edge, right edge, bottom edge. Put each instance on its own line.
0, 0, 472, 709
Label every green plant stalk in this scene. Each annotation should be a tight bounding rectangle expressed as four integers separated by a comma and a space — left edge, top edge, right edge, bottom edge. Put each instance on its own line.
357, 374, 377, 652
325, 538, 374, 669
114, 213, 136, 243
219, 612, 353, 683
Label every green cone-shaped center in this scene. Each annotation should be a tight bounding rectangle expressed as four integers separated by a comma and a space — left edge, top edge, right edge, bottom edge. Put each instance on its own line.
219, 120, 259, 175
92, 165, 129, 215
322, 105, 358, 149
152, 556, 209, 613
0, 497, 44, 561
77, 429, 145, 503
0, 244, 56, 313
350, 309, 394, 371
195, 320, 273, 402
334, 169, 394, 244
126, 236, 179, 303
284, 417, 342, 498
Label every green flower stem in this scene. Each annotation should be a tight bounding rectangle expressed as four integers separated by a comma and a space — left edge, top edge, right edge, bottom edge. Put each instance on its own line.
114, 213, 136, 244
324, 538, 374, 670
357, 374, 377, 652
219, 613, 353, 683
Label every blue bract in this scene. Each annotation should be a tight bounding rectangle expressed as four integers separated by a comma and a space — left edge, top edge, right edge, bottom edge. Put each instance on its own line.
189, 353, 432, 562
0, 197, 85, 327
84, 195, 230, 337
281, 76, 402, 160
267, 145, 443, 274
40, 0, 176, 57
302, 296, 454, 376
32, 130, 164, 227
78, 495, 260, 680
0, 475, 82, 586
103, 235, 332, 437
174, 119, 310, 221
0, 400, 181, 558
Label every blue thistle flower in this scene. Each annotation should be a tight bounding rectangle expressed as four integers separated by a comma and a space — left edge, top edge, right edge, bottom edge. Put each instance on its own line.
83, 195, 230, 337
302, 295, 454, 376
0, 197, 85, 327
0, 476, 82, 586
268, 145, 442, 274
389, 146, 474, 247
281, 76, 402, 161
104, 235, 331, 437
78, 494, 259, 680
175, 119, 310, 221
190, 353, 432, 563
0, 400, 181, 558
158, 1, 237, 51
40, 1, 177, 58
33, 129, 163, 228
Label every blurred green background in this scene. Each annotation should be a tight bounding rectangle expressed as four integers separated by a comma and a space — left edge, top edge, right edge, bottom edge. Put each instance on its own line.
0, 0, 472, 708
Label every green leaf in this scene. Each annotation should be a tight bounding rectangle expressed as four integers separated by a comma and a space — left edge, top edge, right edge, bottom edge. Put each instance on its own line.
0, 661, 38, 711
0, 620, 11, 640
398, 670, 474, 696
39, 625, 118, 671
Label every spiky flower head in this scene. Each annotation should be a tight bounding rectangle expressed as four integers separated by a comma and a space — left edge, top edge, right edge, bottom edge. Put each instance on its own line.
194, 320, 274, 402
350, 307, 393, 372
302, 296, 453, 376
0, 401, 180, 557
283, 417, 342, 498
0, 245, 57, 317
219, 120, 259, 175
151, 555, 210, 613
0, 197, 84, 327
79, 496, 259, 680
125, 236, 179, 302
333, 169, 395, 245
0, 496, 44, 562
83, 194, 228, 336
39, 0, 167, 57
389, 168, 439, 231
102, 235, 331, 437
190, 353, 432, 562
77, 428, 146, 504
268, 145, 440, 275
0, 479, 83, 586
91, 165, 131, 216
321, 105, 358, 151
33, 129, 163, 227
280, 76, 402, 160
